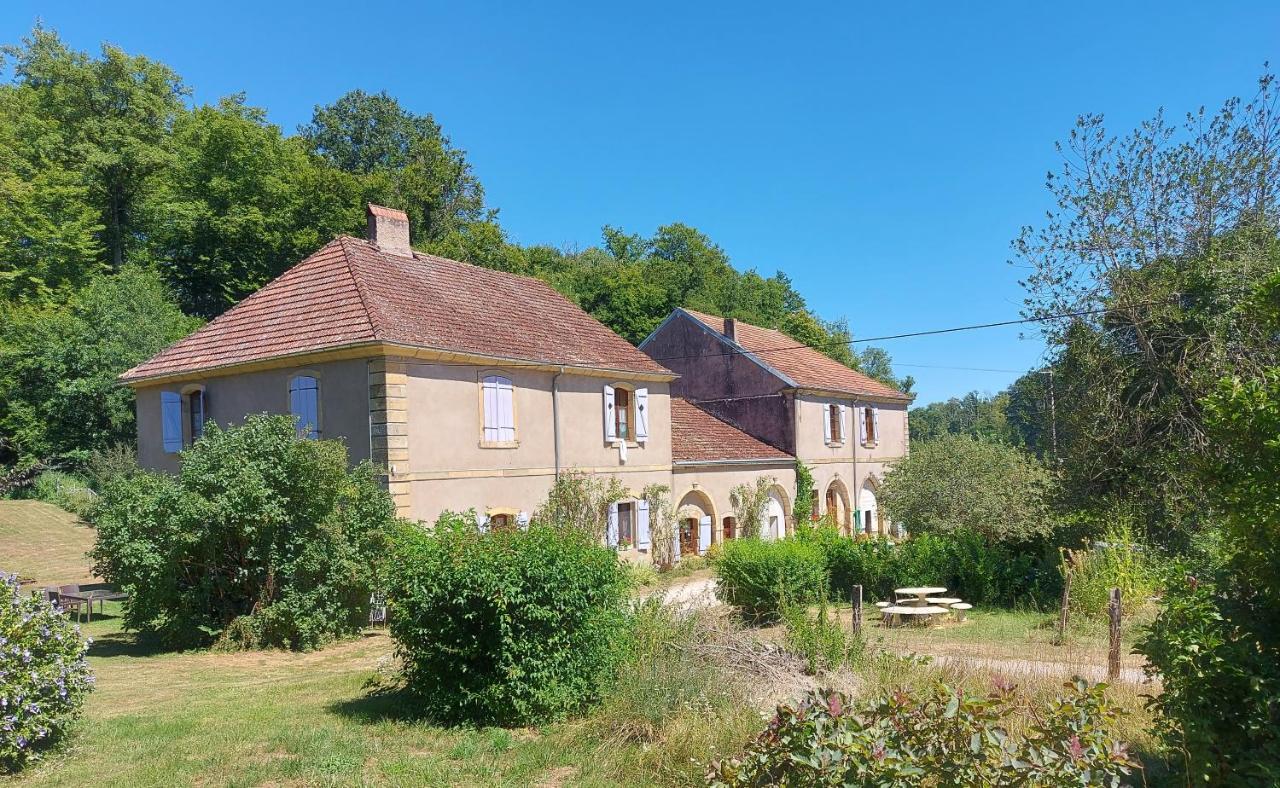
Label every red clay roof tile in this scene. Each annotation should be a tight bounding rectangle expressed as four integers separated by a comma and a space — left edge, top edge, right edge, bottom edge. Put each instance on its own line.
680, 309, 909, 400
120, 237, 671, 383
670, 398, 791, 463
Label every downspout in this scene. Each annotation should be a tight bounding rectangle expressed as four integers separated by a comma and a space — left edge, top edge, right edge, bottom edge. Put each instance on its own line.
851, 401, 859, 535
553, 366, 565, 482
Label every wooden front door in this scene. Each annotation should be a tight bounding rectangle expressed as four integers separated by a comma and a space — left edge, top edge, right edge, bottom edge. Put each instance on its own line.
680, 518, 699, 556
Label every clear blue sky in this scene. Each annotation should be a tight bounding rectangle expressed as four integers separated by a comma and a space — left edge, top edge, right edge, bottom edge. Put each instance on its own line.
4, 2, 1278, 404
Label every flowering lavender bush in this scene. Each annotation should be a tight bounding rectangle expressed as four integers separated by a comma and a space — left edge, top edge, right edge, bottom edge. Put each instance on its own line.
1, 573, 94, 772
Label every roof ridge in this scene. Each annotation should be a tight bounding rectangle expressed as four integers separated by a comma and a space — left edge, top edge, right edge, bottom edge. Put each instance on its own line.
337, 236, 384, 341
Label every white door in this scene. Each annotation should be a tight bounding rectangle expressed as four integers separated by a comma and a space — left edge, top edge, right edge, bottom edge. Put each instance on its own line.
765, 491, 786, 540
859, 484, 879, 535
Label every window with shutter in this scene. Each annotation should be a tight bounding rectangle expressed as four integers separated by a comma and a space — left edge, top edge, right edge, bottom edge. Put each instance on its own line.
161, 392, 182, 454
289, 375, 320, 439
863, 406, 876, 446
617, 502, 634, 547
481, 375, 516, 444
187, 389, 206, 444
614, 387, 631, 441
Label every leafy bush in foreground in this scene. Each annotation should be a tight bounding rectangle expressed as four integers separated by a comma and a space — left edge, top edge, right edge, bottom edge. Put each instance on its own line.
387, 514, 630, 726
90, 415, 395, 650
712, 538, 826, 623
708, 679, 1136, 786
1, 573, 94, 773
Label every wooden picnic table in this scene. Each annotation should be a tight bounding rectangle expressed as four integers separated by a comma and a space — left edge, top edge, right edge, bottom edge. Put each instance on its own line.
60, 588, 128, 622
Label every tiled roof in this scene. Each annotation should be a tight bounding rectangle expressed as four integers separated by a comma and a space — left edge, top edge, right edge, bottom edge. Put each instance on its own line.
670, 398, 791, 463
121, 236, 671, 383
680, 309, 909, 400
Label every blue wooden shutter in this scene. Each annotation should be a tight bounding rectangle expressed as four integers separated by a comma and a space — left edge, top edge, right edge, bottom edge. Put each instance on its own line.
822, 403, 832, 443
636, 499, 650, 549
606, 502, 619, 548
289, 376, 319, 439
872, 406, 880, 444
161, 392, 182, 453
858, 405, 867, 446
672, 521, 682, 562
838, 404, 848, 443
698, 516, 712, 556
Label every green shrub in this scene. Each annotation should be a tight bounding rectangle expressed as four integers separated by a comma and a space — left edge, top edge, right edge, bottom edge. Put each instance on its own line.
26, 470, 96, 517
712, 538, 826, 622
708, 680, 1136, 786
799, 527, 1042, 605
81, 443, 138, 491
781, 597, 857, 674
90, 415, 395, 650
1066, 524, 1161, 620
387, 513, 630, 726
1, 573, 94, 773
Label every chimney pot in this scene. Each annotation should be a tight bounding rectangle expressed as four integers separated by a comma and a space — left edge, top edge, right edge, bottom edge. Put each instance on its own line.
724, 318, 736, 341
366, 204, 412, 256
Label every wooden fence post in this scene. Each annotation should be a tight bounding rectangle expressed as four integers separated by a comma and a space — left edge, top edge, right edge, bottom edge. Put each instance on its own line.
852, 584, 863, 638
1056, 564, 1072, 646
1107, 587, 1122, 682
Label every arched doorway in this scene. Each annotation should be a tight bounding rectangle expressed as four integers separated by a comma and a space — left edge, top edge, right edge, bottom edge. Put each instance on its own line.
676, 489, 714, 558
824, 479, 852, 535
764, 485, 790, 540
859, 480, 881, 535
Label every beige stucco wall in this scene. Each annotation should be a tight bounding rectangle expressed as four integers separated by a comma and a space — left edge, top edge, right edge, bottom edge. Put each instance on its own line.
792, 394, 908, 462
672, 462, 796, 543
401, 361, 673, 525
134, 357, 373, 473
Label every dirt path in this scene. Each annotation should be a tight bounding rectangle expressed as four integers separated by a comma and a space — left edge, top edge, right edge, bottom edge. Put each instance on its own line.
642, 574, 719, 608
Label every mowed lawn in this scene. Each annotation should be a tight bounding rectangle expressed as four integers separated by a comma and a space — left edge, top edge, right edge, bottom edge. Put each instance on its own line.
0, 501, 693, 787
0, 501, 99, 587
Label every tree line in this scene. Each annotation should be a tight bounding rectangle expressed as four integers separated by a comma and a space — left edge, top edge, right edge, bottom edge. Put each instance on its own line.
0, 26, 909, 468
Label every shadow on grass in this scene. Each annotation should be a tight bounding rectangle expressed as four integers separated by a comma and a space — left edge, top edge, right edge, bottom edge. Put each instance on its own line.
86, 630, 172, 659
328, 687, 432, 724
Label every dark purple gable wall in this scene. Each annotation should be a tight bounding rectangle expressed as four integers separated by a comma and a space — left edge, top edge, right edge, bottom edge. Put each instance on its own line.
641, 313, 796, 454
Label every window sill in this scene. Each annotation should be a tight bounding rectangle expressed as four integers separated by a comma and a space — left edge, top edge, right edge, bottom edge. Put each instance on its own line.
609, 440, 643, 449
479, 440, 520, 449
861, 442, 879, 450
825, 440, 845, 448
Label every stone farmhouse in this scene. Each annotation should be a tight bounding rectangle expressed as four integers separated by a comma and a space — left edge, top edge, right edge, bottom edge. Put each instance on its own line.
121, 205, 909, 562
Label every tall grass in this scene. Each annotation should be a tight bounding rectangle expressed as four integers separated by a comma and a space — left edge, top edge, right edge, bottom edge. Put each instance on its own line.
1067, 522, 1161, 621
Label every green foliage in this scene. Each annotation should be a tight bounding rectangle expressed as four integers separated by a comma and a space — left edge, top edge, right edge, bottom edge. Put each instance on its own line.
1139, 577, 1280, 785
0, 266, 200, 465
532, 470, 627, 543
781, 596, 857, 674
80, 443, 138, 491
1138, 326, 1280, 784
709, 680, 1136, 786
909, 390, 1019, 445
386, 513, 630, 726
791, 460, 815, 526
642, 483, 676, 569
1065, 523, 1161, 621
3, 26, 188, 271
798, 526, 1046, 606
728, 476, 774, 540
153, 95, 362, 317
1, 572, 94, 773
24, 470, 95, 516
879, 434, 1055, 543
300, 89, 487, 244
711, 538, 826, 623
89, 415, 395, 649
590, 599, 763, 784
1015, 71, 1280, 540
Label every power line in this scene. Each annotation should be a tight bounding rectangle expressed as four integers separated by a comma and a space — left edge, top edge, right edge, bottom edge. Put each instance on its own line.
391, 298, 1174, 372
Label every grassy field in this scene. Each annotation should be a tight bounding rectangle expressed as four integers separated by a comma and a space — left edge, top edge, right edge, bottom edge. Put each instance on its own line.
3, 501, 1165, 786
0, 500, 99, 587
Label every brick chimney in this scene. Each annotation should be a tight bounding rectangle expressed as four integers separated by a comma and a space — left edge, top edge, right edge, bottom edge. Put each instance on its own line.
724, 317, 736, 342
366, 204, 412, 256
